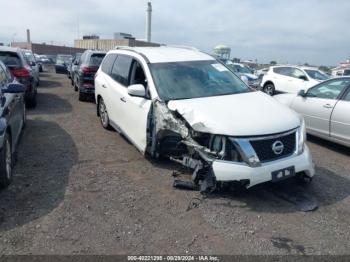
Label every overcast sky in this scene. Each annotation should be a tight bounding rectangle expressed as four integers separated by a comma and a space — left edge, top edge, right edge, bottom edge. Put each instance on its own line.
0, 0, 349, 65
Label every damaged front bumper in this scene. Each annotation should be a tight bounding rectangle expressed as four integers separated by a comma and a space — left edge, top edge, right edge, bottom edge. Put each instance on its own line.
212, 145, 315, 188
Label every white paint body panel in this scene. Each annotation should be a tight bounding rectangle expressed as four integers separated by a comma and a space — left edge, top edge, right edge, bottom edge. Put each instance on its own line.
168, 91, 301, 136
213, 146, 315, 187
275, 93, 350, 147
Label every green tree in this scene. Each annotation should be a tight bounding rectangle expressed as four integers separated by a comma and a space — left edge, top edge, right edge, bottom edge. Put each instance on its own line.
270, 61, 277, 65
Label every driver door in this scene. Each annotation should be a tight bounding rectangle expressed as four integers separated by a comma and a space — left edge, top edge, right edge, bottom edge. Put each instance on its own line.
291, 79, 348, 137
121, 59, 152, 153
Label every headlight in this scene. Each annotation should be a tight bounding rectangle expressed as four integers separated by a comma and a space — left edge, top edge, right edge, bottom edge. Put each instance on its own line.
297, 117, 306, 155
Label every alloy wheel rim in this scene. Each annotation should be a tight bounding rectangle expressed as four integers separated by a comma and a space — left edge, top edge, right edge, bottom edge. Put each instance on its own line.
5, 140, 11, 180
266, 86, 273, 95
100, 101, 108, 126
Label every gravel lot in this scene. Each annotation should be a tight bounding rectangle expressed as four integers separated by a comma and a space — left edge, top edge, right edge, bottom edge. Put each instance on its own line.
0, 72, 349, 255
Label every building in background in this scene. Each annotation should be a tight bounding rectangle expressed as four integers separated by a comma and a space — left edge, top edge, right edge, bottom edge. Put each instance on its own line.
11, 42, 86, 55
74, 34, 160, 51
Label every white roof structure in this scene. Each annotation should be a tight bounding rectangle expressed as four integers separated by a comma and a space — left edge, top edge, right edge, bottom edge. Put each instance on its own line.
111, 46, 215, 63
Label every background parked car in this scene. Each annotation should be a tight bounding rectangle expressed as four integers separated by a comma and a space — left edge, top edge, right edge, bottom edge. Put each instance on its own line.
226, 62, 261, 89
275, 77, 350, 147
0, 47, 37, 108
68, 53, 82, 81
22, 49, 40, 86
261, 66, 330, 95
0, 61, 26, 188
74, 50, 106, 101
55, 54, 72, 74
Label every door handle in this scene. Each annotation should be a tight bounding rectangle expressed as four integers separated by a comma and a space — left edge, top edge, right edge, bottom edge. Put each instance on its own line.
102, 84, 106, 88
120, 97, 126, 103
323, 104, 333, 109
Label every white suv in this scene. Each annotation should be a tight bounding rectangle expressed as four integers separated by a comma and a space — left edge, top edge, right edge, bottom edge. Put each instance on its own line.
261, 66, 329, 95
95, 46, 315, 192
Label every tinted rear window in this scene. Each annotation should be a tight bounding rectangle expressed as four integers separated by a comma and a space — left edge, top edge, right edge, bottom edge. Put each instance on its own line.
89, 53, 106, 67
0, 52, 22, 68
110, 55, 132, 86
101, 54, 117, 74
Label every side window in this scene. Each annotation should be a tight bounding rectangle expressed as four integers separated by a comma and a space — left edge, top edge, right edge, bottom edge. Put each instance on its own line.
343, 89, 350, 101
129, 60, 147, 88
307, 79, 350, 100
273, 67, 292, 77
110, 55, 133, 86
0, 66, 7, 87
101, 54, 117, 74
290, 68, 307, 79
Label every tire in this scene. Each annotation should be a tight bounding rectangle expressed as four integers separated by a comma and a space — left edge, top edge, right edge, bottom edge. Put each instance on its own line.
0, 133, 13, 188
74, 80, 78, 92
22, 103, 26, 130
26, 94, 37, 108
98, 98, 111, 130
263, 83, 275, 96
71, 77, 74, 86
78, 92, 86, 102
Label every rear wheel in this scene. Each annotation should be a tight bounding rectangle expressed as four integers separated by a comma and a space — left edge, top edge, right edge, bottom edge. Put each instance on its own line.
263, 83, 275, 96
0, 134, 12, 188
98, 98, 111, 130
78, 92, 86, 101
26, 94, 37, 108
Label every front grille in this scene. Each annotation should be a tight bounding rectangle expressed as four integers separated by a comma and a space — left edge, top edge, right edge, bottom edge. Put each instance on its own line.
250, 132, 296, 163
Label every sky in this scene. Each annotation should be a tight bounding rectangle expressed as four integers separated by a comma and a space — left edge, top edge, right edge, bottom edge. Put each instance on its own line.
0, 0, 349, 66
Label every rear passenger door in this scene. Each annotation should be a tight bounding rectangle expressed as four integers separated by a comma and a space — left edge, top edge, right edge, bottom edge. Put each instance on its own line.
104, 55, 133, 132
121, 59, 152, 153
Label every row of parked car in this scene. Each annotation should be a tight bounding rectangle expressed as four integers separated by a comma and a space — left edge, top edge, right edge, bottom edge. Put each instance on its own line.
0, 46, 38, 188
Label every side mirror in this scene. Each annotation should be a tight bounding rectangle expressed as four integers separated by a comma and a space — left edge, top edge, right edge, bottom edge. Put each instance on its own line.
127, 84, 146, 98
3, 83, 26, 94
298, 90, 306, 97
74, 61, 79, 65
30, 61, 36, 67
299, 75, 308, 81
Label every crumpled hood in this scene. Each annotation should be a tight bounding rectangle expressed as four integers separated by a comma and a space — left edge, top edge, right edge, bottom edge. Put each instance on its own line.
167, 92, 301, 136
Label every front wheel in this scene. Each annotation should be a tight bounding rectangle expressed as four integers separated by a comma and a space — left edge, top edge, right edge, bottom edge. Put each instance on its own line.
263, 83, 275, 96
99, 98, 111, 130
78, 92, 86, 102
0, 134, 13, 188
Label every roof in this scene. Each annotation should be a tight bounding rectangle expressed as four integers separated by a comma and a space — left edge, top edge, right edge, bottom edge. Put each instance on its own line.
110, 46, 215, 63
0, 46, 22, 53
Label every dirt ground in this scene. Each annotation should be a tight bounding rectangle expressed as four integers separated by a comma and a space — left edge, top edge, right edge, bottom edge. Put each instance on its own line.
0, 72, 349, 255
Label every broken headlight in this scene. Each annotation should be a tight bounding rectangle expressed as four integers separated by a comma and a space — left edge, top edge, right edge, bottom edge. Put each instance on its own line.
210, 135, 243, 162
297, 117, 306, 155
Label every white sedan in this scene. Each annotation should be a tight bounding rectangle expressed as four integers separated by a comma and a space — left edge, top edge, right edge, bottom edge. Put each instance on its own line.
275, 77, 350, 147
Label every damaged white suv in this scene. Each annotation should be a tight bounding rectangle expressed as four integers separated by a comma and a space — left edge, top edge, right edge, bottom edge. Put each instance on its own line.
95, 46, 315, 192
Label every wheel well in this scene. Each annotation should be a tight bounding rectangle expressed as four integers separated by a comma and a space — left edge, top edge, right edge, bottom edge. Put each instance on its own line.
263, 81, 274, 88
6, 127, 12, 146
96, 95, 102, 116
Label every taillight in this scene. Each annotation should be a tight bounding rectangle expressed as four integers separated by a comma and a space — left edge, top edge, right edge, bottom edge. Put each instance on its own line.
82, 67, 97, 73
11, 68, 30, 78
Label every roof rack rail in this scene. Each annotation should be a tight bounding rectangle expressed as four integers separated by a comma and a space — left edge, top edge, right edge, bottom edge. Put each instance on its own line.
161, 44, 200, 52
114, 46, 150, 63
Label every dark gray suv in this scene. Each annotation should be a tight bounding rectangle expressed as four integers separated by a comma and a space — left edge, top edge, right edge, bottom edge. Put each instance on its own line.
0, 61, 26, 188
0, 47, 37, 108
73, 50, 106, 101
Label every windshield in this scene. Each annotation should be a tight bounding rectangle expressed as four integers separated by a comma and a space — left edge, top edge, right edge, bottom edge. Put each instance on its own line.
305, 69, 330, 81
56, 55, 72, 65
343, 69, 350, 76
150, 60, 250, 101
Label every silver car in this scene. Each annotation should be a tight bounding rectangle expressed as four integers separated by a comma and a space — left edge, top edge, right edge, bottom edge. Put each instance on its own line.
275, 77, 350, 147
